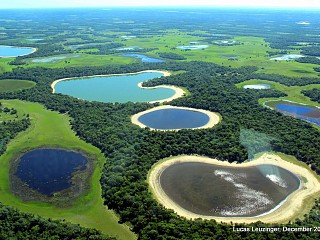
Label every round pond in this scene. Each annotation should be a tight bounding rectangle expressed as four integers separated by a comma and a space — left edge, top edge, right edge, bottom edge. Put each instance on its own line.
132, 106, 220, 130
159, 162, 300, 217
12, 148, 89, 198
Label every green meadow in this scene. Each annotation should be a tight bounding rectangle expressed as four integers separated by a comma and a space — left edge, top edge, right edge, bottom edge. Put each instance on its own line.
0, 99, 136, 240
0, 79, 35, 92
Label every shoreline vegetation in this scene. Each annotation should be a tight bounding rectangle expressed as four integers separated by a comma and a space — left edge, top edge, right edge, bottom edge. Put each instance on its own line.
131, 105, 221, 130
50, 70, 185, 103
148, 153, 320, 224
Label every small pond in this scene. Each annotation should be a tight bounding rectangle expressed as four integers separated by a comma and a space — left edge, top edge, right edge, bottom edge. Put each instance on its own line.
14, 148, 88, 197
137, 108, 210, 130
160, 162, 300, 217
26, 38, 43, 41
265, 100, 320, 127
117, 46, 142, 51
243, 84, 271, 89
0, 45, 35, 57
270, 54, 304, 61
54, 72, 175, 103
176, 45, 208, 50
122, 53, 165, 62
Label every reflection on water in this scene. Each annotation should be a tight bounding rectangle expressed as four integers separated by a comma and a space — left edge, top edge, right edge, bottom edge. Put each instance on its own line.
160, 162, 300, 217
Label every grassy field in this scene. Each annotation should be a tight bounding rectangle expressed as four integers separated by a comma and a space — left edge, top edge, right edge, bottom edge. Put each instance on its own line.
0, 99, 136, 240
0, 79, 36, 93
236, 79, 320, 106
0, 58, 15, 74
119, 33, 320, 78
26, 53, 135, 68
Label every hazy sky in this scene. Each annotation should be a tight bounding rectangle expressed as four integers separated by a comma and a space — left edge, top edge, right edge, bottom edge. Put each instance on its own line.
1, 0, 320, 9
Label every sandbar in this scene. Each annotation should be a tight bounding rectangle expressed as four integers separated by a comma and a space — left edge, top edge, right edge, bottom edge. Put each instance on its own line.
148, 153, 320, 223
51, 70, 184, 103
131, 105, 221, 131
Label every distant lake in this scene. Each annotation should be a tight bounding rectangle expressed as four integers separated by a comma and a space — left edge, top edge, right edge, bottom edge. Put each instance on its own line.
270, 54, 304, 61
15, 149, 88, 197
160, 162, 300, 217
0, 45, 35, 57
266, 100, 320, 127
54, 72, 175, 103
176, 45, 208, 50
243, 84, 271, 89
138, 108, 210, 130
122, 53, 165, 62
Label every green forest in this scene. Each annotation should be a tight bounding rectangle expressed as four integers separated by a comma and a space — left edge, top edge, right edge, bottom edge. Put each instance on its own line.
0, 7, 320, 240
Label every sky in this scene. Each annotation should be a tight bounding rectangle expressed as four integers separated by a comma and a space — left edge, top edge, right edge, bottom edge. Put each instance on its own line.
1, 0, 320, 9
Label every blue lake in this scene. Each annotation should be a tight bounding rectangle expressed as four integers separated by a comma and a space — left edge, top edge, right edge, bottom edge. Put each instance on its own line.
122, 53, 165, 63
273, 101, 320, 127
54, 72, 175, 103
0, 45, 35, 57
15, 149, 88, 196
138, 108, 210, 130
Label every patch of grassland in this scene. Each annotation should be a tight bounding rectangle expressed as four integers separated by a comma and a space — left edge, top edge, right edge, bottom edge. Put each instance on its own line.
0, 80, 35, 93
121, 33, 320, 78
0, 99, 136, 240
26, 54, 134, 68
236, 79, 320, 106
0, 58, 15, 74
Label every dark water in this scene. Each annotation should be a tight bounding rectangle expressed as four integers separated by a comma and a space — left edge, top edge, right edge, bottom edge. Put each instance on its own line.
122, 53, 165, 62
275, 102, 320, 127
138, 108, 210, 130
15, 149, 88, 196
160, 162, 300, 217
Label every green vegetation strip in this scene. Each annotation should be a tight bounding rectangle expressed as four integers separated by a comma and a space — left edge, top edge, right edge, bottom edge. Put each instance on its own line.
0, 80, 35, 93
0, 99, 136, 240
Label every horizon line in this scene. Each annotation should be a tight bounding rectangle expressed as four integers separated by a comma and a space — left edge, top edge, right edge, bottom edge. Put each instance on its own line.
1, 5, 320, 10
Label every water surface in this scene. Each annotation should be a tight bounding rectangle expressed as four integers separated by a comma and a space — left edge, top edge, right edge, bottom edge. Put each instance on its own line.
273, 101, 320, 126
122, 53, 165, 62
55, 72, 175, 103
15, 149, 88, 196
138, 108, 210, 130
160, 162, 300, 217
176, 45, 208, 50
270, 54, 304, 61
0, 45, 34, 57
243, 84, 271, 89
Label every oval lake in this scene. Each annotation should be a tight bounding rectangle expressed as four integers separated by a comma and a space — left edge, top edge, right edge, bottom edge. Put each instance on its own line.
243, 84, 271, 89
265, 100, 320, 127
15, 149, 88, 197
54, 72, 175, 103
0, 45, 35, 57
137, 108, 210, 130
160, 162, 300, 217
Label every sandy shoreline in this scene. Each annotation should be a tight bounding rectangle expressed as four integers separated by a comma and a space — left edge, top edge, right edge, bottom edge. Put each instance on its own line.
131, 105, 221, 131
148, 153, 320, 223
50, 70, 183, 102
0, 46, 37, 58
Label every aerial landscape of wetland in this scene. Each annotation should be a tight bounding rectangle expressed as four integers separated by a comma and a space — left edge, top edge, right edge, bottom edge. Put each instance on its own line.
0, 2, 320, 239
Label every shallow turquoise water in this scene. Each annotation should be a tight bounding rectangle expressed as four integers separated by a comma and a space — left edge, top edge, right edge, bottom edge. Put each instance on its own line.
54, 72, 175, 103
0, 45, 34, 57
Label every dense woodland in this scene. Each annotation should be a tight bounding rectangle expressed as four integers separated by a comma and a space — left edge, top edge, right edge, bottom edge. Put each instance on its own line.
1, 60, 320, 239
302, 88, 320, 103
